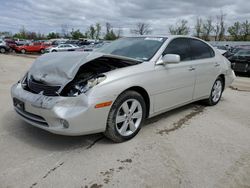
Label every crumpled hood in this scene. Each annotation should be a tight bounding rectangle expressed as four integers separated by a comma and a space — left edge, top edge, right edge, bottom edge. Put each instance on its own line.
29, 52, 105, 86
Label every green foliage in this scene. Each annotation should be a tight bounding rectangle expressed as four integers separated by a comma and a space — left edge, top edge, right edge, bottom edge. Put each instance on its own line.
70, 29, 85, 39
85, 23, 102, 39
228, 20, 250, 41
104, 22, 119, 40
47, 32, 60, 39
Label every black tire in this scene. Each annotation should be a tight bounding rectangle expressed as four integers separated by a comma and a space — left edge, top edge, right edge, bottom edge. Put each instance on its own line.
52, 50, 57, 52
20, 49, 26, 54
0, 47, 6, 53
204, 77, 224, 106
104, 90, 146, 142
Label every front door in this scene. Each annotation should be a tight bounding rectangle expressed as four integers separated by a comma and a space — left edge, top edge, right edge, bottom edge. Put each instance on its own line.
153, 38, 196, 113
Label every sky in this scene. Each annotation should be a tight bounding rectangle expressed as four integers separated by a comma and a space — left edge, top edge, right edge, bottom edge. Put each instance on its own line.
0, 0, 250, 36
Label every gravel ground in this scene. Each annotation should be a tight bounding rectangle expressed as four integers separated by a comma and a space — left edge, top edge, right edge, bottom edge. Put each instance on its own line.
0, 54, 250, 188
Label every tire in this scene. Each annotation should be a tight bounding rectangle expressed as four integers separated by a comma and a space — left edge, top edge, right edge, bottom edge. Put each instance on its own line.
20, 49, 26, 54
0, 47, 6, 53
40, 49, 45, 54
104, 90, 146, 142
52, 50, 57, 52
204, 77, 224, 106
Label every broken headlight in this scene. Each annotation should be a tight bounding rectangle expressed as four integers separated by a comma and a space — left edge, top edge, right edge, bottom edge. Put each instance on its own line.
66, 75, 106, 97
19, 72, 28, 89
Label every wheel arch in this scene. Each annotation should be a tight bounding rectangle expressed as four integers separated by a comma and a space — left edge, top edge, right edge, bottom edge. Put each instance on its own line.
218, 74, 225, 91
122, 86, 150, 118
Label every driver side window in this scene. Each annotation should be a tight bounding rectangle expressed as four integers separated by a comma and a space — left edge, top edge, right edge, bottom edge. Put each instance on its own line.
163, 38, 191, 61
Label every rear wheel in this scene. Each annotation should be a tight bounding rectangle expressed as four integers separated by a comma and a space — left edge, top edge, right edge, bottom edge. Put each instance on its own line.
20, 49, 26, 54
0, 47, 6, 53
52, 50, 57, 52
40, 49, 45, 53
104, 91, 146, 142
204, 77, 224, 106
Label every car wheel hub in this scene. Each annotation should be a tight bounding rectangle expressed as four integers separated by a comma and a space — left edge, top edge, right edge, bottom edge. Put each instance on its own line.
212, 80, 222, 103
115, 99, 142, 136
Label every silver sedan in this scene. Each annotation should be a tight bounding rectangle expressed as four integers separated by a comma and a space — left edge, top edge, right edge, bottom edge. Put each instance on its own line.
45, 44, 79, 53
11, 36, 235, 142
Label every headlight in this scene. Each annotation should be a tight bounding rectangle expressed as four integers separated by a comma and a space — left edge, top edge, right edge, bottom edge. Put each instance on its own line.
67, 75, 106, 97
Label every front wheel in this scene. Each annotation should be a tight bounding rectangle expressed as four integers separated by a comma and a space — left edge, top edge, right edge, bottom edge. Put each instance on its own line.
104, 90, 146, 142
204, 77, 224, 106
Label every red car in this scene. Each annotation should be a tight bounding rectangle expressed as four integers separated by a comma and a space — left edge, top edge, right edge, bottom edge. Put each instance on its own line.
14, 42, 51, 54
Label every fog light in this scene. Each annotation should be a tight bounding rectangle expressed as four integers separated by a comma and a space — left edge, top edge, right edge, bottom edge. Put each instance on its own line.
60, 119, 69, 129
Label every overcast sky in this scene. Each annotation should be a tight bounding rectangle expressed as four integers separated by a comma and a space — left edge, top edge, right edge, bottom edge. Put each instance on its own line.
0, 0, 249, 35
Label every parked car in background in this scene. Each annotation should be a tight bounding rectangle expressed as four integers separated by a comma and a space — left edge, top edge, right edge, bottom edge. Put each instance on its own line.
45, 44, 79, 53
0, 39, 10, 53
14, 42, 50, 54
14, 39, 30, 45
77, 42, 111, 52
229, 49, 250, 75
11, 36, 235, 142
65, 40, 79, 45
224, 45, 250, 59
4, 39, 17, 52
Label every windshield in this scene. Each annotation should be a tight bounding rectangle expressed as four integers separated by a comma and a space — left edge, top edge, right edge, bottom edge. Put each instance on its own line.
98, 37, 167, 61
235, 50, 250, 57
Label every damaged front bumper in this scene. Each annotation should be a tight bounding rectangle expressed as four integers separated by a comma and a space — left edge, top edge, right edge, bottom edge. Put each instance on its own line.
11, 83, 111, 135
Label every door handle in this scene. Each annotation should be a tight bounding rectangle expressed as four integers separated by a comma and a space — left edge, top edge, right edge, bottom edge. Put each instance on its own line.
188, 67, 196, 71
215, 63, 220, 67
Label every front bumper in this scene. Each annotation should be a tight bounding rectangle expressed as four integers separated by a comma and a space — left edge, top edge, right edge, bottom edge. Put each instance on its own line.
11, 83, 112, 135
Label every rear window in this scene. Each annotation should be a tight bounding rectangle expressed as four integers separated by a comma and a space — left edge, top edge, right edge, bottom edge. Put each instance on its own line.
189, 39, 215, 60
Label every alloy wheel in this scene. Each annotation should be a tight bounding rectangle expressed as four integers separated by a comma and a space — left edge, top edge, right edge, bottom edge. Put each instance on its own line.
115, 99, 143, 136
211, 80, 222, 103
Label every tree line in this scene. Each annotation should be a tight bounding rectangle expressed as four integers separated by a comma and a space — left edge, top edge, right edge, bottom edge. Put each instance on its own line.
1, 15, 249, 41
0, 22, 122, 41
169, 12, 250, 41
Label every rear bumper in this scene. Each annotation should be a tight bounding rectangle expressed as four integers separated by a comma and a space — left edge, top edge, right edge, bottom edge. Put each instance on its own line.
11, 83, 112, 135
225, 69, 236, 88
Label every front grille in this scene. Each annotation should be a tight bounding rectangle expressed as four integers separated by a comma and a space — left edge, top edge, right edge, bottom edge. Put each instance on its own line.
15, 107, 49, 127
232, 62, 248, 72
27, 78, 61, 96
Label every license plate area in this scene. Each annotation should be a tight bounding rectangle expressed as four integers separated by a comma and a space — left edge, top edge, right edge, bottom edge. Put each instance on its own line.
13, 98, 25, 111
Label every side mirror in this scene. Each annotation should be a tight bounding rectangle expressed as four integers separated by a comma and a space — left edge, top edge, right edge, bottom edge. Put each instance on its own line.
156, 54, 181, 65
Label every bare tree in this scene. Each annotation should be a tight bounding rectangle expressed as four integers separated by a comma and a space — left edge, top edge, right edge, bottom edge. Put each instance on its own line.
202, 17, 214, 41
169, 20, 190, 35
194, 17, 203, 38
214, 19, 220, 41
214, 11, 226, 41
105, 22, 112, 36
131, 22, 152, 35
61, 24, 69, 38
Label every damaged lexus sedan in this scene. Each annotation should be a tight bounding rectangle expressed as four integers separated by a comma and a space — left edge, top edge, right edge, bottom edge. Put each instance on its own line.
11, 36, 235, 142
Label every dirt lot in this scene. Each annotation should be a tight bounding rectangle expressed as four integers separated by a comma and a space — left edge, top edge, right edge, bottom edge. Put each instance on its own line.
0, 54, 250, 188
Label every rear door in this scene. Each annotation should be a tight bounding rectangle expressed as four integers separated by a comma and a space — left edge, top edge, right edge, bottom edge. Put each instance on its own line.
189, 39, 220, 99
